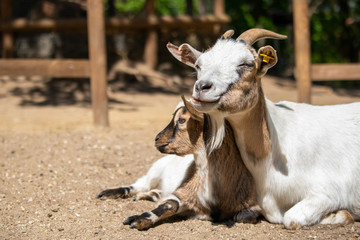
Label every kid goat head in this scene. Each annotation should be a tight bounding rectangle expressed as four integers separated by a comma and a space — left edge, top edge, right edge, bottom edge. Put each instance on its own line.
155, 96, 204, 156
167, 28, 287, 114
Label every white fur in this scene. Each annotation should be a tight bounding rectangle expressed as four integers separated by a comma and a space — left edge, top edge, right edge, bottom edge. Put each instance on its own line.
193, 147, 214, 208
241, 99, 360, 227
193, 40, 254, 103
131, 154, 194, 197
206, 113, 226, 153
206, 82, 360, 228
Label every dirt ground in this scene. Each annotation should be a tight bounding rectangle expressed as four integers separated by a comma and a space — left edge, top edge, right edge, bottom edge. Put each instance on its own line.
1, 75, 360, 240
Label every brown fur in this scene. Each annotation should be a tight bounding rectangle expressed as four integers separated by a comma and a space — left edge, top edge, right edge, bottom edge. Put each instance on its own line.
155, 102, 259, 222
123, 100, 260, 230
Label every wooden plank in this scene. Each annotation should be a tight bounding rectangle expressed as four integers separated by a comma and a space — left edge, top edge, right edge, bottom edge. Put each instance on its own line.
0, 16, 229, 33
0, 59, 90, 77
0, 18, 87, 32
311, 64, 360, 81
87, 0, 109, 127
293, 0, 311, 103
1, 0, 13, 58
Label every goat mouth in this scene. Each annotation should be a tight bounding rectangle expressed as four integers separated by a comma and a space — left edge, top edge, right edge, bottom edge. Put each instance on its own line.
191, 98, 218, 105
190, 98, 219, 111
156, 144, 169, 153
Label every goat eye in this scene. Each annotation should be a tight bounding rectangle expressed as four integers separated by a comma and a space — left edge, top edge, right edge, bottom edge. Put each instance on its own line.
178, 118, 186, 124
237, 63, 253, 69
195, 64, 201, 71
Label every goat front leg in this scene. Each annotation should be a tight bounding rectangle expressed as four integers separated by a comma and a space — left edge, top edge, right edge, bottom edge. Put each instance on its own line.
124, 196, 182, 230
283, 195, 351, 229
97, 186, 134, 199
234, 205, 262, 223
133, 189, 162, 202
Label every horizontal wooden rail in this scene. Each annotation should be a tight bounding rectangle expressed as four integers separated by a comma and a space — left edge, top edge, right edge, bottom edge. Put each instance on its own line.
311, 63, 360, 81
0, 15, 229, 33
0, 59, 90, 77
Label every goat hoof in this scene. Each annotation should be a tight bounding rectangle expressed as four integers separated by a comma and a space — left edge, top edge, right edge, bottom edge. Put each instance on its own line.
284, 221, 302, 230
97, 191, 106, 199
124, 214, 153, 230
97, 187, 130, 199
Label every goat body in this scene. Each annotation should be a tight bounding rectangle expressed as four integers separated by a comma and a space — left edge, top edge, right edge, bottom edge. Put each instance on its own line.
123, 99, 260, 230
167, 28, 359, 229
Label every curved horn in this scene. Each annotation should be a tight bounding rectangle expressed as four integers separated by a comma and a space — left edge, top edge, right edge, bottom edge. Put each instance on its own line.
237, 28, 287, 46
220, 29, 235, 40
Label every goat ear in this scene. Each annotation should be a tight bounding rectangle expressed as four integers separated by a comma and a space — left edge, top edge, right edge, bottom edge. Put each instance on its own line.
167, 42, 201, 68
181, 96, 203, 121
257, 45, 278, 76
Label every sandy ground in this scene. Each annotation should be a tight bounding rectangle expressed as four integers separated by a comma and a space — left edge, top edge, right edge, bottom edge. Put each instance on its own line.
1, 75, 360, 239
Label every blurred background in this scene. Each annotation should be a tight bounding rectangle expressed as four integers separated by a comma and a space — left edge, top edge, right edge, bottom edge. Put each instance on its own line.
0, 0, 359, 126
3, 1, 358, 70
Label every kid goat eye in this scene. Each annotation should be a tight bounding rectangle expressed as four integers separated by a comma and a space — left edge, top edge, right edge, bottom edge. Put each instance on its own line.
178, 118, 186, 124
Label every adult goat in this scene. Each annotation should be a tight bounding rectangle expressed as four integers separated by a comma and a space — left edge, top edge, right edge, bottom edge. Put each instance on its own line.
167, 28, 359, 229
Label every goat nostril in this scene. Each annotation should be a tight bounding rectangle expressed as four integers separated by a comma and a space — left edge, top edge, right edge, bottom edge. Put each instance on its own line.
196, 81, 213, 92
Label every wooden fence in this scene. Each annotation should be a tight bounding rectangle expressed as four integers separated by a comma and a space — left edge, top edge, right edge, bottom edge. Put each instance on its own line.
293, 0, 360, 103
0, 0, 229, 127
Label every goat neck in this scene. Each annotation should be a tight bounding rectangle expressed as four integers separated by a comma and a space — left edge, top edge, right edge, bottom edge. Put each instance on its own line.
225, 86, 271, 162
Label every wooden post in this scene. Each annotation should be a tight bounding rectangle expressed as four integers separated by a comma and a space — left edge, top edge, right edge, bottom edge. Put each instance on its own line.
213, 0, 226, 35
144, 0, 158, 69
213, 0, 225, 17
293, 0, 311, 103
186, 0, 193, 16
1, 0, 13, 58
87, 0, 109, 127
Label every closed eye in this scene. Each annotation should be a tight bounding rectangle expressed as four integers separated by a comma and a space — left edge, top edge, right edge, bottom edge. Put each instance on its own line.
236, 63, 253, 76
237, 63, 254, 68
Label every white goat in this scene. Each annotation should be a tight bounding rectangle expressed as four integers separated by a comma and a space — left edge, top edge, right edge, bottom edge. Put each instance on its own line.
167, 28, 360, 229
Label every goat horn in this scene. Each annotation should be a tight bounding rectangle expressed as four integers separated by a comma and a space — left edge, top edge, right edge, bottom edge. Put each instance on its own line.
236, 28, 287, 46
220, 29, 235, 40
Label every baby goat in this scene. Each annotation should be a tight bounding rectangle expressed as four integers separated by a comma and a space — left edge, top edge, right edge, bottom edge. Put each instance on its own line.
123, 97, 260, 230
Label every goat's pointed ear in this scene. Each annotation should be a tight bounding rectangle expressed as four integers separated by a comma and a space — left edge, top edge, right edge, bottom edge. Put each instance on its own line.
167, 42, 201, 68
181, 95, 203, 121
257, 45, 278, 77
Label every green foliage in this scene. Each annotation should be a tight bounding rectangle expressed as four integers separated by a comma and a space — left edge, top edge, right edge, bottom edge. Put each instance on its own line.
113, 0, 146, 14
107, 0, 198, 16
155, 0, 185, 16
310, 0, 360, 63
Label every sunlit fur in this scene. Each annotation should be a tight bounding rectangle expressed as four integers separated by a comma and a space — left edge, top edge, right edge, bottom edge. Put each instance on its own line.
192, 39, 255, 104
98, 154, 193, 201
167, 29, 359, 229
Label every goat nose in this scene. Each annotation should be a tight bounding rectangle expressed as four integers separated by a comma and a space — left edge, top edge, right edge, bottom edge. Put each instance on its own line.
195, 81, 213, 92
155, 134, 160, 141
